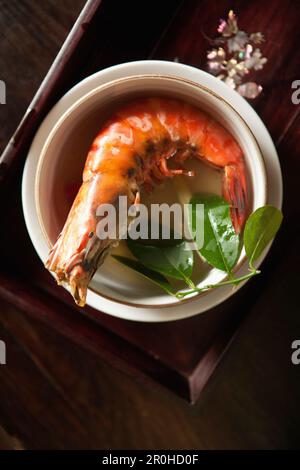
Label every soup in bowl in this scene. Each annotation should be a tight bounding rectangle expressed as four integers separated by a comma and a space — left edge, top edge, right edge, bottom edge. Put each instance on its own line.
36, 74, 267, 307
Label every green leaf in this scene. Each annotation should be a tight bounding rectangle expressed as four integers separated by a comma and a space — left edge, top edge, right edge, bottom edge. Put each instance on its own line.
189, 193, 240, 273
112, 255, 175, 296
244, 205, 283, 268
127, 238, 194, 285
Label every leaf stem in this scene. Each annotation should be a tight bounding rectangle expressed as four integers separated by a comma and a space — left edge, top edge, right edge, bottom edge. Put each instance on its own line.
175, 269, 260, 299
183, 276, 196, 289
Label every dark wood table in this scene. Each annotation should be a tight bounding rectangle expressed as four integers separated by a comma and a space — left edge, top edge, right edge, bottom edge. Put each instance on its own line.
0, 0, 299, 450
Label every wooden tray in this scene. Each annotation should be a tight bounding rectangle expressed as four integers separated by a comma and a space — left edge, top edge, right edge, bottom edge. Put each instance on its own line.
0, 0, 295, 403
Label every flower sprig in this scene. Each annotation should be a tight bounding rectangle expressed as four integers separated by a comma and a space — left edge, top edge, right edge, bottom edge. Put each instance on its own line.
207, 10, 267, 99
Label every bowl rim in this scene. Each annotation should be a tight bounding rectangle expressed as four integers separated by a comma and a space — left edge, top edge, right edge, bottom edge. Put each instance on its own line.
35, 73, 268, 308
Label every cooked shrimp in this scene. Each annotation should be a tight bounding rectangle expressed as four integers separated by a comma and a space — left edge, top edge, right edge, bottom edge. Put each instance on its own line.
46, 98, 248, 306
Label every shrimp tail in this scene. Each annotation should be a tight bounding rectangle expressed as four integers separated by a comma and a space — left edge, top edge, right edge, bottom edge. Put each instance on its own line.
68, 243, 110, 306
46, 230, 111, 307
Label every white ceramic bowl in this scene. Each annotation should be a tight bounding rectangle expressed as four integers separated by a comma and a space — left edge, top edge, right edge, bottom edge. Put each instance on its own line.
35, 74, 266, 309
23, 60, 282, 321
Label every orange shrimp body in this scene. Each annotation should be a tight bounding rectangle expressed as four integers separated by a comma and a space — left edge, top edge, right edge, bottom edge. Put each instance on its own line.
46, 98, 248, 306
